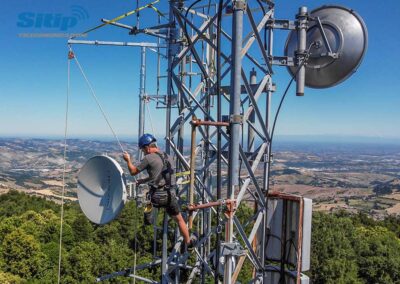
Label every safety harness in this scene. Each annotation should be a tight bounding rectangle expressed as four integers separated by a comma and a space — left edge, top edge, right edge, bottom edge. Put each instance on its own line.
153, 152, 174, 189
150, 152, 175, 207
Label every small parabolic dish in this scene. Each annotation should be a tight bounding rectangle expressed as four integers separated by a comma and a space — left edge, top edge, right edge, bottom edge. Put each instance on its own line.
285, 5, 368, 88
77, 155, 127, 225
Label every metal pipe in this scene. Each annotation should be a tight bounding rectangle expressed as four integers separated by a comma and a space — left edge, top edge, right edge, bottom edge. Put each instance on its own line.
296, 198, 304, 284
192, 119, 229, 127
225, 1, 245, 283
156, 15, 161, 97
175, 30, 186, 284
215, 1, 223, 282
280, 199, 288, 280
178, 22, 187, 161
189, 116, 197, 229
161, 1, 179, 281
188, 199, 235, 211
296, 6, 308, 96
203, 21, 215, 279
161, 212, 169, 283
261, 9, 275, 280
101, 18, 133, 30
138, 46, 146, 160
248, 68, 257, 153
67, 39, 163, 47
268, 191, 304, 202
152, 209, 158, 259
251, 203, 259, 280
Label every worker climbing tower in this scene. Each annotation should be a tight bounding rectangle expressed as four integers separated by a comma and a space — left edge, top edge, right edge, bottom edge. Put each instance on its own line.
67, 1, 368, 283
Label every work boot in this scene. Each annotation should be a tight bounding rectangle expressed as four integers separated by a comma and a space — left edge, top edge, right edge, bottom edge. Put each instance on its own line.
180, 232, 198, 254
187, 232, 198, 251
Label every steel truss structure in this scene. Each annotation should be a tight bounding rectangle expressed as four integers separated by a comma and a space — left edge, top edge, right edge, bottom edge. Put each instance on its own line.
69, 1, 313, 283
162, 2, 278, 282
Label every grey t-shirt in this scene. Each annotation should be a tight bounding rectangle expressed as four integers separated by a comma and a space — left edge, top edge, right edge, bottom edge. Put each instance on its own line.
136, 151, 176, 188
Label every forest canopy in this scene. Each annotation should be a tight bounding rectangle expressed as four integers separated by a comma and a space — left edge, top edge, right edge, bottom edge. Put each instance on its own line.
0, 191, 399, 283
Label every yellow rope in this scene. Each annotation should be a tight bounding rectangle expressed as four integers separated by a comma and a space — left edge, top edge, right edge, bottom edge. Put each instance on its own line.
72, 0, 163, 39
176, 170, 191, 177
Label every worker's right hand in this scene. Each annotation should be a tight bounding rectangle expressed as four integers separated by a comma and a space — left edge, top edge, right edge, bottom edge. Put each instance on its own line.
123, 151, 131, 162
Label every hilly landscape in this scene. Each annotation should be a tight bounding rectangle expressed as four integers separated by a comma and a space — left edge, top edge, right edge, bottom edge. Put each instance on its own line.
1, 138, 400, 218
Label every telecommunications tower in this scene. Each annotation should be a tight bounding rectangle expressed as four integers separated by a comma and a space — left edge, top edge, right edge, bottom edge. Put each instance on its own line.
69, 1, 367, 283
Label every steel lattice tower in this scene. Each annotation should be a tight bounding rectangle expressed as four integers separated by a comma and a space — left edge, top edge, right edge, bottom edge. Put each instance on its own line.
70, 0, 368, 282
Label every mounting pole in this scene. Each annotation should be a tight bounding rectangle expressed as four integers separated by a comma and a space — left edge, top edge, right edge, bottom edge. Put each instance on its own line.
162, 1, 183, 282
138, 46, 146, 160
215, 1, 223, 282
225, 1, 245, 283
162, 2, 175, 282
296, 6, 308, 96
260, 9, 276, 281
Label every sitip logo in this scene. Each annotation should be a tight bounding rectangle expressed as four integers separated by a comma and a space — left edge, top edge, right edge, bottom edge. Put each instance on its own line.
17, 5, 89, 31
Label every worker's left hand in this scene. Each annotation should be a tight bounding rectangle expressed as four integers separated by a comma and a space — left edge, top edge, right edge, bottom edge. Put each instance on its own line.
123, 151, 131, 162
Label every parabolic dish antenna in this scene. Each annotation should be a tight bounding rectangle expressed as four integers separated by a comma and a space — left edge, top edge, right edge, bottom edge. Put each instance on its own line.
77, 155, 127, 225
285, 5, 368, 88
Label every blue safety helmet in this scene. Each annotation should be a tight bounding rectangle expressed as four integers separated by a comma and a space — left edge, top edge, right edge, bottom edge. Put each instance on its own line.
139, 134, 157, 148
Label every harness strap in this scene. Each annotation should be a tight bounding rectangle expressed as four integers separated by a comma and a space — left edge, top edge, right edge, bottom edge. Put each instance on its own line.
153, 152, 174, 190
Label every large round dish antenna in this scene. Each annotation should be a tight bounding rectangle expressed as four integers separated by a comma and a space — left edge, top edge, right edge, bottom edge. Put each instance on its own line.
77, 155, 127, 225
285, 5, 368, 88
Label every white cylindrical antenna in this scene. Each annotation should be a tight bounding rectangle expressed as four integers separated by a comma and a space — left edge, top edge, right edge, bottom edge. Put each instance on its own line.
296, 6, 308, 96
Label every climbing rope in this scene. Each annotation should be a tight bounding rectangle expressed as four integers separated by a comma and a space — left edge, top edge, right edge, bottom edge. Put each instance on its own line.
145, 99, 156, 135
62, 46, 142, 280
69, 47, 125, 153
132, 202, 137, 284
57, 48, 72, 284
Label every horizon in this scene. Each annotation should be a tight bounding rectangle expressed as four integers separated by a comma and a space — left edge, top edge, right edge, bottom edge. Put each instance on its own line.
2, 134, 400, 147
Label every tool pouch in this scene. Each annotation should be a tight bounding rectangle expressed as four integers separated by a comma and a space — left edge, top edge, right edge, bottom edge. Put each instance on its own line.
150, 190, 171, 208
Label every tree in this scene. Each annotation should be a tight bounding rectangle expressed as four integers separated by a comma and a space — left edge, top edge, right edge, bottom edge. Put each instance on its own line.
0, 216, 21, 242
40, 210, 61, 243
0, 191, 59, 219
310, 212, 361, 284
354, 226, 400, 283
65, 241, 101, 282
1, 229, 48, 279
0, 272, 25, 284
71, 213, 93, 242
381, 215, 400, 238
96, 239, 134, 283
18, 210, 46, 239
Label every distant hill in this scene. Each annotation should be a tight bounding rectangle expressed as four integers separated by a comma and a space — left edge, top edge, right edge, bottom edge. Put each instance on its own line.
373, 178, 400, 195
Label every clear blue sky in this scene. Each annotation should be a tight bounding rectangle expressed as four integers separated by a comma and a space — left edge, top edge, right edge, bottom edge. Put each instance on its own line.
1, 0, 399, 141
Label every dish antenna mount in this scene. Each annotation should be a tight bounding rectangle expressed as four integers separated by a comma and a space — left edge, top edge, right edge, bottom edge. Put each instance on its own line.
285, 5, 368, 95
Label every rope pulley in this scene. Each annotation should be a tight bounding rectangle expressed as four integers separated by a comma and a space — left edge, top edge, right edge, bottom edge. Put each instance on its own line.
68, 51, 75, 60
